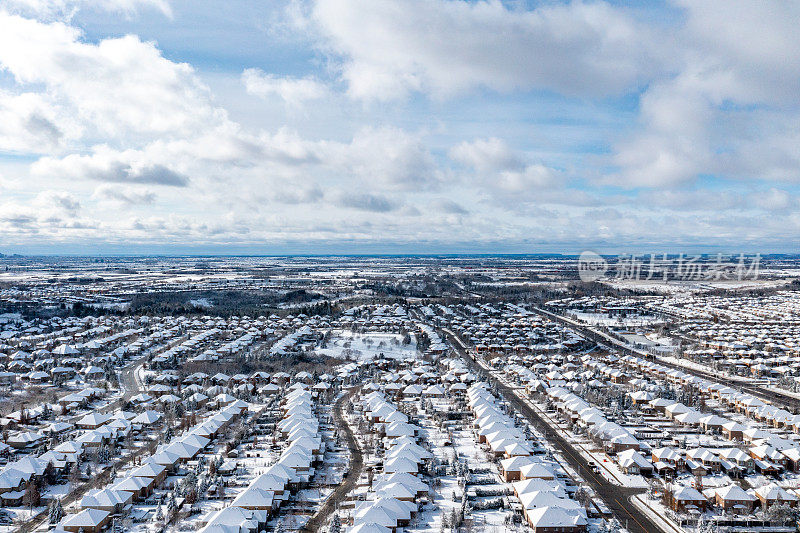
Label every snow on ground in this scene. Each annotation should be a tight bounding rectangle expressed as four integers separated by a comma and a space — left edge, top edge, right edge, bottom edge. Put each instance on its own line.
0, 506, 46, 532
87, 301, 131, 310
189, 298, 213, 308
318, 330, 419, 361
604, 279, 787, 295
570, 311, 663, 328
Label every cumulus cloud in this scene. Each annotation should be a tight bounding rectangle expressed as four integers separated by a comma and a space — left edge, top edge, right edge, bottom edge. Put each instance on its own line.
610, 1, 800, 187
93, 185, 156, 205
450, 137, 559, 197
242, 68, 328, 107
0, 91, 67, 153
433, 199, 469, 215
0, 13, 214, 145
335, 127, 437, 190
0, 194, 98, 236
495, 164, 557, 192
307, 0, 658, 100
334, 192, 399, 212
0, 1, 799, 250
677, 1, 800, 106
750, 188, 797, 212
4, 0, 172, 19
0, 205, 37, 228
32, 148, 189, 186
272, 185, 324, 204
34, 190, 81, 213
450, 137, 524, 173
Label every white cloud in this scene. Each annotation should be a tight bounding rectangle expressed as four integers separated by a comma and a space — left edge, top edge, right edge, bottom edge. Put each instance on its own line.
334, 191, 399, 212
1, 3, 799, 250
0, 203, 38, 229
610, 1, 800, 187
93, 185, 156, 205
0, 13, 215, 146
272, 185, 324, 204
331, 126, 438, 190
0, 91, 69, 153
450, 137, 559, 198
676, 1, 800, 106
4, 0, 172, 19
450, 137, 523, 173
34, 190, 81, 213
32, 147, 189, 186
432, 199, 469, 215
307, 0, 658, 100
750, 188, 796, 212
242, 68, 328, 107
496, 164, 557, 192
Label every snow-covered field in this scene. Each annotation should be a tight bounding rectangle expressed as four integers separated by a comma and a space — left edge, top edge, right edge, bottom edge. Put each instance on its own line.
570, 311, 663, 327
318, 330, 419, 361
605, 279, 788, 295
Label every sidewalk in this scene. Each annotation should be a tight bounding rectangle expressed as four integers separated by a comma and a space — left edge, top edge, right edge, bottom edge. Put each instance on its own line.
629, 494, 684, 533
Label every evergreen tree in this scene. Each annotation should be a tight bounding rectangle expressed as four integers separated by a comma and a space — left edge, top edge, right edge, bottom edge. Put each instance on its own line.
450, 508, 460, 529
198, 475, 209, 499
48, 499, 63, 524
182, 471, 198, 496
97, 445, 110, 464
329, 513, 341, 533
167, 492, 176, 515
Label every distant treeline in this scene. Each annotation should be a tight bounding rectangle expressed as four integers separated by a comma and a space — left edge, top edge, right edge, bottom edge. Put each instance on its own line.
125, 288, 332, 317
13, 288, 342, 319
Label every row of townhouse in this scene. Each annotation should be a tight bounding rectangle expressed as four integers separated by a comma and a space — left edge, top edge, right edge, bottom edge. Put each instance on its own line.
199, 383, 322, 533
347, 389, 427, 532
668, 481, 799, 514
467, 383, 588, 533
53, 402, 247, 533
546, 387, 642, 454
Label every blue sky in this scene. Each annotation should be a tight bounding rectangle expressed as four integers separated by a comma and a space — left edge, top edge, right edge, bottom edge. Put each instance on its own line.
0, 0, 798, 254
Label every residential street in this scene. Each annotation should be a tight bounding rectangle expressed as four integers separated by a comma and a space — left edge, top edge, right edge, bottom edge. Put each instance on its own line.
444, 329, 667, 533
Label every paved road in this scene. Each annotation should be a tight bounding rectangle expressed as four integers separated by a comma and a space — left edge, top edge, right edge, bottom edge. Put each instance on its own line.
303, 386, 363, 533
533, 306, 800, 413
443, 329, 669, 533
119, 355, 146, 401
20, 356, 149, 532
90, 355, 148, 418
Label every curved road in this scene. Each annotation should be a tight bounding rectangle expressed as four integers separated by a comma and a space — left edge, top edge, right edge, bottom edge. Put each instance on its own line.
304, 386, 363, 533
20, 356, 149, 532
119, 355, 146, 401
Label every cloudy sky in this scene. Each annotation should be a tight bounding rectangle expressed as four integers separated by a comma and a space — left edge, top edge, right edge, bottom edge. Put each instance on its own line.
0, 0, 798, 254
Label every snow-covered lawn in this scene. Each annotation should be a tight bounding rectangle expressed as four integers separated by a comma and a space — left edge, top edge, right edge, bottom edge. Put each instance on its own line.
318, 330, 419, 361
